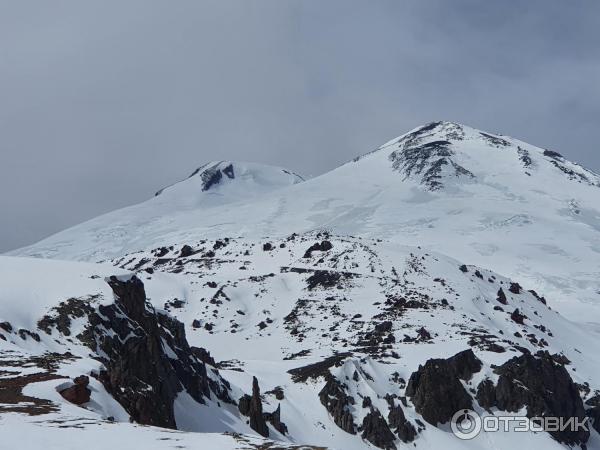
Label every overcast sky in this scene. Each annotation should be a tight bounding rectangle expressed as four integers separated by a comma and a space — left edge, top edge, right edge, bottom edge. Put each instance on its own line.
1, 1, 599, 252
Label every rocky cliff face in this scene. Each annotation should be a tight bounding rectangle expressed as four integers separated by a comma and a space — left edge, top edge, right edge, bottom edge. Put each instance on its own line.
83, 275, 233, 428
478, 351, 589, 445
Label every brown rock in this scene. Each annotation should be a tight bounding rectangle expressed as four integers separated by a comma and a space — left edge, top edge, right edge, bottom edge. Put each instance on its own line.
60, 375, 91, 405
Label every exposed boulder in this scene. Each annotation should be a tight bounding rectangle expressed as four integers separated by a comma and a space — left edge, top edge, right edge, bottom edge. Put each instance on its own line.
59, 375, 91, 405
510, 308, 526, 325
497, 288, 508, 305
179, 245, 195, 257
509, 282, 522, 294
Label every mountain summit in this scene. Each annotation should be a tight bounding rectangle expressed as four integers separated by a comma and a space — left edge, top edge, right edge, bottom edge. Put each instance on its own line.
154, 160, 304, 202
361, 120, 599, 191
10, 122, 600, 323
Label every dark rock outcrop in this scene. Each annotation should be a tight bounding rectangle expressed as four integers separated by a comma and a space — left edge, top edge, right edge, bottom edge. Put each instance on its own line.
446, 349, 482, 381
249, 377, 269, 437
80, 275, 231, 429
59, 375, 91, 405
510, 308, 525, 324
38, 298, 94, 336
497, 288, 508, 305
361, 409, 397, 450
587, 406, 600, 434
387, 403, 416, 443
264, 404, 288, 435
492, 351, 589, 445
406, 350, 479, 425
509, 282, 522, 294
239, 378, 288, 437
475, 378, 496, 411
288, 353, 351, 383
179, 245, 195, 257
318, 374, 356, 434
304, 241, 333, 258
238, 394, 251, 416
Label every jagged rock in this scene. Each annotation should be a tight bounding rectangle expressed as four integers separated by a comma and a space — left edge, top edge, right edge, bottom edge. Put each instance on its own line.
190, 346, 216, 366
306, 270, 345, 290
238, 394, 251, 416
544, 149, 563, 159
59, 375, 91, 405
81, 276, 231, 429
416, 327, 431, 341
406, 350, 475, 425
389, 136, 474, 190
446, 349, 482, 381
493, 351, 589, 445
240, 380, 287, 436
459, 264, 468, 273
387, 403, 416, 443
249, 377, 269, 437
361, 409, 397, 450
18, 329, 40, 341
303, 241, 333, 258
587, 406, 600, 434
154, 247, 169, 257
510, 308, 526, 324
528, 289, 547, 304
497, 288, 508, 305
179, 245, 194, 257
266, 386, 285, 400
475, 378, 496, 411
37, 298, 94, 336
318, 374, 356, 434
509, 282, 522, 294
264, 404, 288, 435
374, 321, 393, 333
362, 396, 372, 408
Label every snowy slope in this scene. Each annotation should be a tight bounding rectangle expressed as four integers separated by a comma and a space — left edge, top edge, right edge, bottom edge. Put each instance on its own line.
3, 233, 600, 449
12, 122, 600, 324
11, 161, 303, 263
0, 255, 323, 450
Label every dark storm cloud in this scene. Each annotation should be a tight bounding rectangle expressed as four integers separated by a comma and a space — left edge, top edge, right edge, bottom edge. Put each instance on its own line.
1, 0, 599, 251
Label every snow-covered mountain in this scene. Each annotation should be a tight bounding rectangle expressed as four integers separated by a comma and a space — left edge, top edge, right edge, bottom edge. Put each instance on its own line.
3, 121, 600, 449
12, 121, 600, 323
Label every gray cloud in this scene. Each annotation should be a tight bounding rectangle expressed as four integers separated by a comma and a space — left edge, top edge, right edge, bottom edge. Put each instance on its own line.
1, 0, 599, 251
